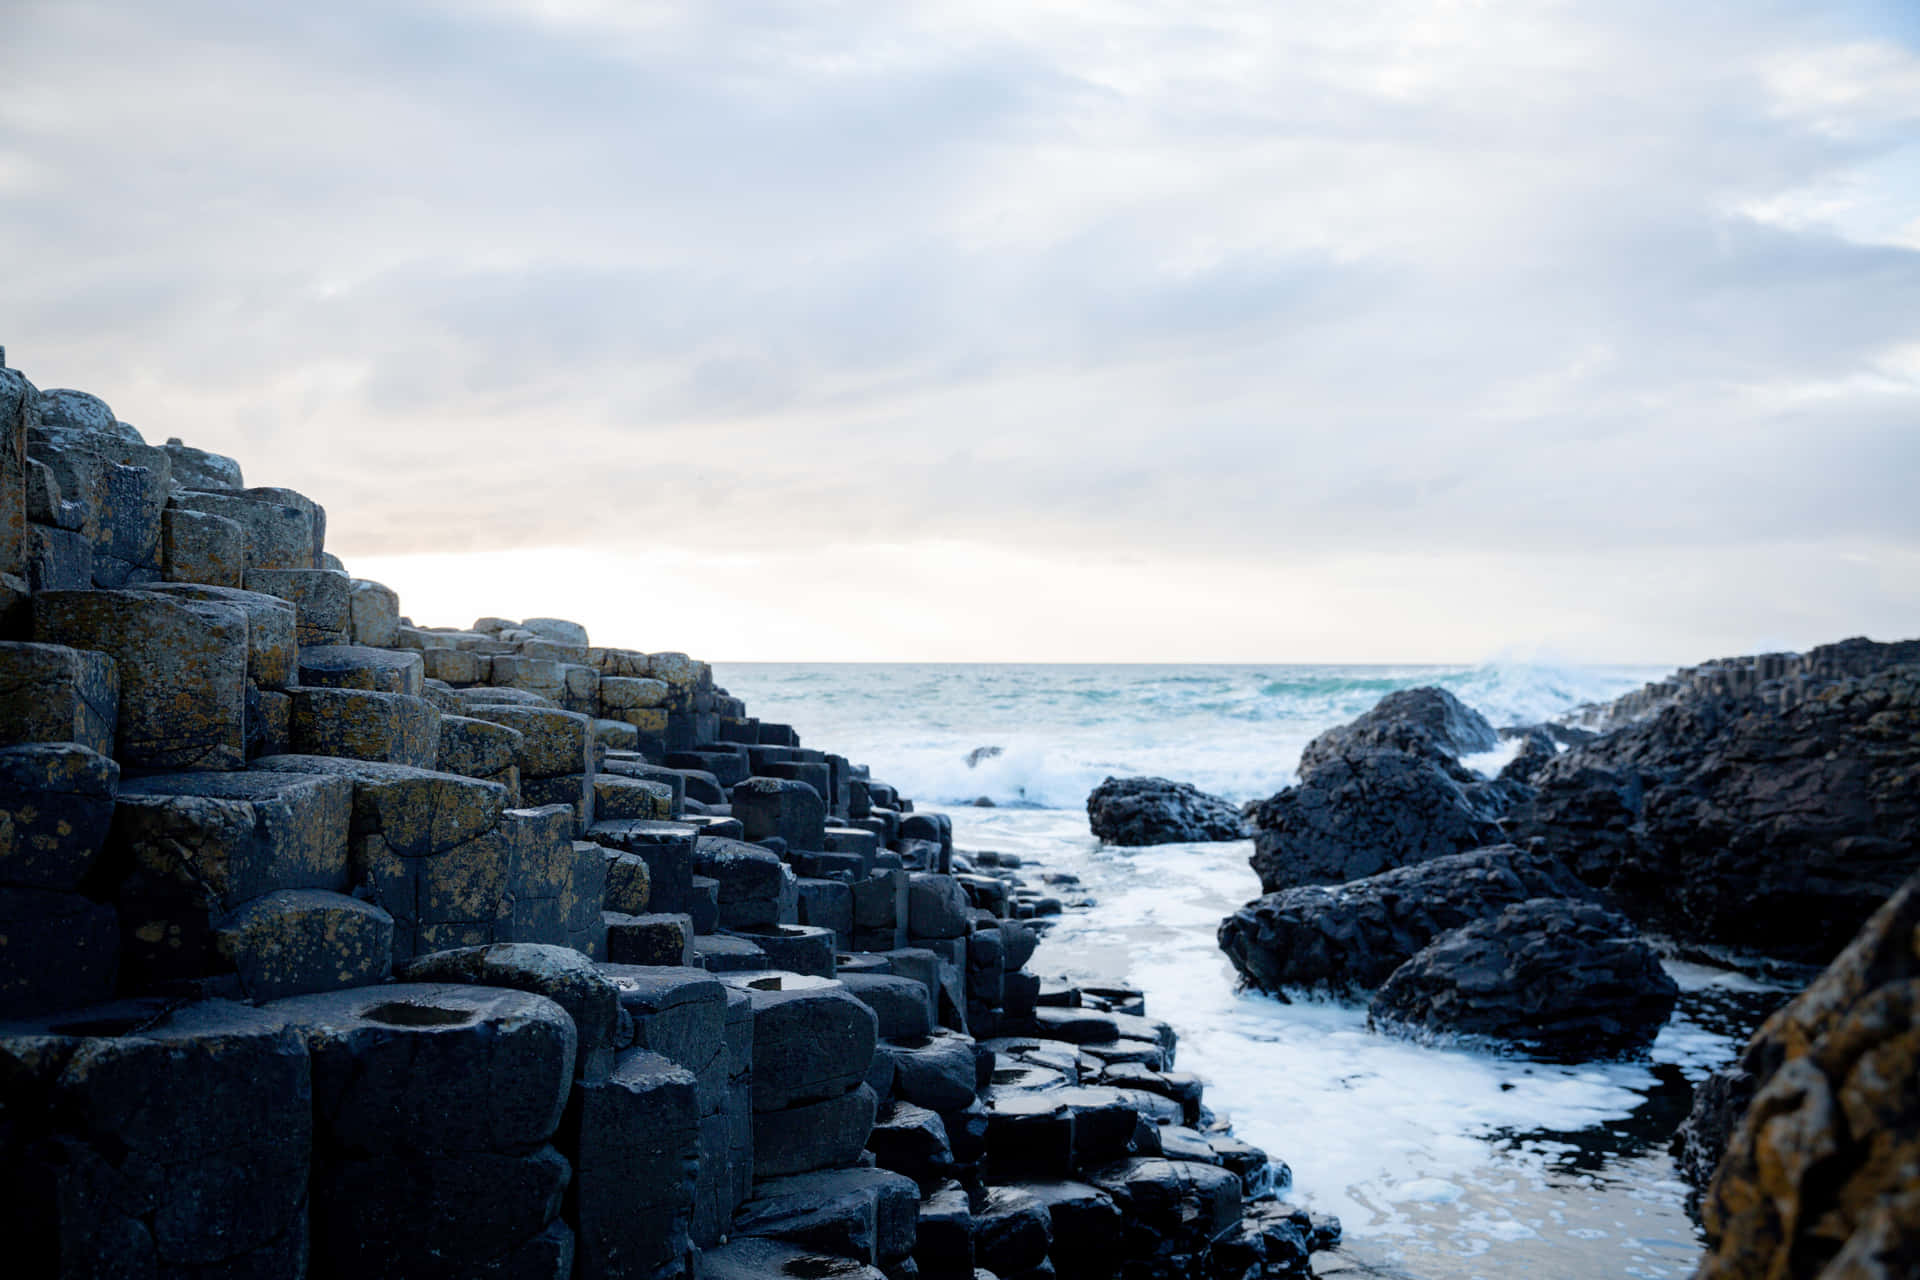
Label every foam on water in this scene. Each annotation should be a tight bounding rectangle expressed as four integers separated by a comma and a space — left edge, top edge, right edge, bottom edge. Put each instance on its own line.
717, 661, 1662, 808
712, 661, 1765, 1278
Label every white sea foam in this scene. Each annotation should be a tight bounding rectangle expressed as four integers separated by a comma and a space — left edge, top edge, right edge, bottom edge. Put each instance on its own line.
709, 660, 1738, 1278
715, 660, 1664, 808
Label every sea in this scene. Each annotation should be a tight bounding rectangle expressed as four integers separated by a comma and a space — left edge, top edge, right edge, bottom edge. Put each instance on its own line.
710, 662, 1792, 1280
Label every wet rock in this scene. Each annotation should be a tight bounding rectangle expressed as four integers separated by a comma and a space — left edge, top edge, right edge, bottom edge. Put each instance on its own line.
986, 1091, 1075, 1180
915, 1181, 975, 1278
312, 1145, 571, 1279
1246, 746, 1505, 892
1300, 685, 1497, 771
1217, 843, 1594, 997
869, 1098, 957, 1190
975, 1187, 1053, 1277
909, 873, 972, 940
1515, 661, 1920, 962
841, 972, 936, 1039
1369, 898, 1677, 1058
1085, 776, 1245, 846
0, 997, 312, 1279
1087, 1158, 1243, 1265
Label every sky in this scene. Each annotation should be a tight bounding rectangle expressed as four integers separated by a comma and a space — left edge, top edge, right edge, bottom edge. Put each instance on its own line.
4, 0, 1918, 663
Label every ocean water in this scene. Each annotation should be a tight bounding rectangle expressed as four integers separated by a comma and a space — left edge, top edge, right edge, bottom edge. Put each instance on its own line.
712, 663, 1789, 1279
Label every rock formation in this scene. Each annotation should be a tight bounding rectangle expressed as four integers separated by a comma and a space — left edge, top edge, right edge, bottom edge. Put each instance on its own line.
1085, 775, 1245, 846
1686, 867, 1920, 1278
1244, 687, 1508, 892
0, 355, 1334, 1279
1366, 898, 1678, 1059
1515, 646, 1920, 963
1217, 843, 1594, 998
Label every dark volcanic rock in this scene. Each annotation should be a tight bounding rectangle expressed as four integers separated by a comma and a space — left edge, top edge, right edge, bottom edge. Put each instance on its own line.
1514, 659, 1920, 962
1297, 685, 1497, 772
1368, 898, 1677, 1059
1682, 868, 1920, 1278
1495, 727, 1559, 785
1218, 844, 1594, 997
1246, 748, 1505, 892
1085, 776, 1244, 846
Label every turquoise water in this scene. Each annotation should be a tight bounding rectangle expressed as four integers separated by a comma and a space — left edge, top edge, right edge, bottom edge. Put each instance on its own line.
713, 662, 1782, 1279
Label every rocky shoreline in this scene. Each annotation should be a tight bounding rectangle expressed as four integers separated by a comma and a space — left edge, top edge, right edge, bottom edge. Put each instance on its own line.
1187, 640, 1920, 1276
0, 357, 1338, 1278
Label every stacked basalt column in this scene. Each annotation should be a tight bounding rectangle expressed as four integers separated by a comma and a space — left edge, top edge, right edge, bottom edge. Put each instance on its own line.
0, 356, 1336, 1279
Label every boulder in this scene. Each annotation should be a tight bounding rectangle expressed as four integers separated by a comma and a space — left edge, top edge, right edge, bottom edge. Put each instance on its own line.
1515, 660, 1920, 962
1085, 776, 1244, 846
1298, 685, 1497, 771
1246, 746, 1506, 892
1217, 843, 1593, 997
1368, 898, 1677, 1059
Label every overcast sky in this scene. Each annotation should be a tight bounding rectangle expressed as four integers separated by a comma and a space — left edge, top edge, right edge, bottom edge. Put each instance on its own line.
5, 0, 1917, 662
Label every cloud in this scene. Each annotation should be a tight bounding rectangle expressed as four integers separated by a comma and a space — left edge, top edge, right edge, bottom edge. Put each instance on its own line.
3, 0, 1917, 659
